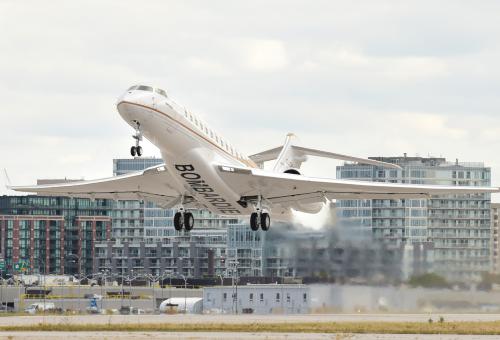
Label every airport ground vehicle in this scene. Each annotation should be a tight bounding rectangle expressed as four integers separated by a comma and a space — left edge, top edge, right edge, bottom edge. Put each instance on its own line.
24, 302, 55, 314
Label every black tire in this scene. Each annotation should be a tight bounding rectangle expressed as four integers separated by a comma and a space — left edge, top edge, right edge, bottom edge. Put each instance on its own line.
261, 212, 270, 231
184, 212, 194, 231
174, 212, 183, 231
250, 212, 259, 231
136, 146, 143, 157
130, 146, 136, 157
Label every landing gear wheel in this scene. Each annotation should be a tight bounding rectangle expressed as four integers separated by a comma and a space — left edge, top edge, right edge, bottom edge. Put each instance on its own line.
174, 212, 184, 231
260, 212, 271, 231
250, 212, 259, 231
131, 121, 143, 157
184, 212, 194, 231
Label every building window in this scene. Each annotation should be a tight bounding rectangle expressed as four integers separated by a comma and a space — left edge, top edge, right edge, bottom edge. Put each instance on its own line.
276, 293, 280, 302
303, 293, 307, 302
260, 293, 264, 302
223, 292, 227, 302
249, 293, 253, 302
286, 293, 290, 303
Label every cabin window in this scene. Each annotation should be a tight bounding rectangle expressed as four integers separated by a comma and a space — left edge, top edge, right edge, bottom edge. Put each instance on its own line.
136, 85, 153, 92
210, 130, 214, 139
155, 88, 167, 97
195, 118, 198, 126
189, 113, 193, 122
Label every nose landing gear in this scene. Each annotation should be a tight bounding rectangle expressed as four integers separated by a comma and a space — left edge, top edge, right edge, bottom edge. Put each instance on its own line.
130, 121, 143, 157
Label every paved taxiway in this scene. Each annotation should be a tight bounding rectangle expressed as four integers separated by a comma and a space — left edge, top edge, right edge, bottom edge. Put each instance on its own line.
1, 313, 500, 326
0, 332, 499, 340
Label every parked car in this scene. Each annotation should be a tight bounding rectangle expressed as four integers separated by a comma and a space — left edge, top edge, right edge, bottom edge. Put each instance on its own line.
83, 293, 103, 300
24, 302, 55, 314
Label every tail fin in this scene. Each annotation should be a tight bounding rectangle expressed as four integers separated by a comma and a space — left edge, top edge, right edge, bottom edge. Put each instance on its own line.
272, 133, 305, 173
3, 169, 12, 189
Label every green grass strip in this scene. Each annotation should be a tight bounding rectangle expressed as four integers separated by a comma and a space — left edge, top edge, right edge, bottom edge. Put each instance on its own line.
1, 321, 500, 334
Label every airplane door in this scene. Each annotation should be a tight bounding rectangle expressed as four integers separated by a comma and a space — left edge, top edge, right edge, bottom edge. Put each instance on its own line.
152, 92, 157, 109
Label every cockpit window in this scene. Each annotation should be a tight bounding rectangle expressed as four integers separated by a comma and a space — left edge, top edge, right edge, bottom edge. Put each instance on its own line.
127, 85, 138, 91
155, 88, 167, 97
136, 85, 153, 92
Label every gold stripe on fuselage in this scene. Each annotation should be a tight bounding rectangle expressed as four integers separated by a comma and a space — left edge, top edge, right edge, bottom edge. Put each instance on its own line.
117, 101, 258, 168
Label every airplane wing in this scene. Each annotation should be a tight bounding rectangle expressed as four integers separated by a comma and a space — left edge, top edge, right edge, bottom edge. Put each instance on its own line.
9, 164, 189, 209
217, 164, 499, 212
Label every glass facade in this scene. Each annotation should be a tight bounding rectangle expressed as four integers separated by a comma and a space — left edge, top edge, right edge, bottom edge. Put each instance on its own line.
94, 158, 264, 278
0, 196, 111, 275
336, 157, 491, 282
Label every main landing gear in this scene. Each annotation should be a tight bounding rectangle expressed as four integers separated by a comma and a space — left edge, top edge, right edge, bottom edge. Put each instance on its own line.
174, 209, 194, 232
249, 195, 271, 231
130, 121, 143, 157
250, 211, 270, 231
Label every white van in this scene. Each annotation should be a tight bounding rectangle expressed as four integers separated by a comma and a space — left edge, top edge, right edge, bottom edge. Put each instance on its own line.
24, 302, 56, 314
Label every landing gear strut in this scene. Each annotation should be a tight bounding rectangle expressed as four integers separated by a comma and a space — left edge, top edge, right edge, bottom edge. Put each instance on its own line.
249, 195, 271, 231
130, 121, 143, 157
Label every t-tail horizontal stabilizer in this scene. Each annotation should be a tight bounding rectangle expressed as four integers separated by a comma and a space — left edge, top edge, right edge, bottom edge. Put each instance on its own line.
249, 133, 401, 171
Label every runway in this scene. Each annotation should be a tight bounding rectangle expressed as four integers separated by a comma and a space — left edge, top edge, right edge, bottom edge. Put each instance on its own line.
0, 313, 500, 326
0, 332, 499, 340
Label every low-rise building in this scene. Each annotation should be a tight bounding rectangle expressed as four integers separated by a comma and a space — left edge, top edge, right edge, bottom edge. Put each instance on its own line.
203, 284, 310, 314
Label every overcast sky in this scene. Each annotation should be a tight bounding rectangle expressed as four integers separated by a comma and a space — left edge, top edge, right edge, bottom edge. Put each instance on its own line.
1, 1, 500, 200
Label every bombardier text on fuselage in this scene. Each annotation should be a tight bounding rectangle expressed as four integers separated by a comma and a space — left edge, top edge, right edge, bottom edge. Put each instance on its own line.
10, 84, 500, 232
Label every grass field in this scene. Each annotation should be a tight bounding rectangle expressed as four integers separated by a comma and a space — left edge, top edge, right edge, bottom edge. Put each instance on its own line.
2, 321, 500, 334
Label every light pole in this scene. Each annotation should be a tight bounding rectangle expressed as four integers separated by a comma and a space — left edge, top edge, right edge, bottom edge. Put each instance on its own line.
129, 269, 134, 308
34, 257, 46, 317
100, 269, 109, 312
147, 273, 159, 313
66, 254, 82, 313
228, 260, 239, 314
217, 273, 224, 313
0, 277, 3, 313
179, 274, 187, 314
159, 270, 172, 307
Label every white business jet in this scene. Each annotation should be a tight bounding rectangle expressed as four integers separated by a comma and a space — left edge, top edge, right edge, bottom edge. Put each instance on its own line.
10, 85, 499, 232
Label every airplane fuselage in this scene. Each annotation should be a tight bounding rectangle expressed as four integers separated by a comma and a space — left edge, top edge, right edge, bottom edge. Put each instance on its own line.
117, 86, 255, 216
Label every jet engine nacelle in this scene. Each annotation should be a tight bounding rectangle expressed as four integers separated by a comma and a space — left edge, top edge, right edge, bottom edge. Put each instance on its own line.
283, 168, 302, 175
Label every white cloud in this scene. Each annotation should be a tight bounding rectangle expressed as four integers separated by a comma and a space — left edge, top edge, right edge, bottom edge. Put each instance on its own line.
1, 0, 500, 203
242, 39, 289, 72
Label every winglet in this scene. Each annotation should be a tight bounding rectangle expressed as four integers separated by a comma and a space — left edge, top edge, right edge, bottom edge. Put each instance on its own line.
3, 168, 12, 189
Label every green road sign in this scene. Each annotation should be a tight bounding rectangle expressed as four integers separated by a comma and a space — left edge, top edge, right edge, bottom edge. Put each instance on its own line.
14, 260, 29, 271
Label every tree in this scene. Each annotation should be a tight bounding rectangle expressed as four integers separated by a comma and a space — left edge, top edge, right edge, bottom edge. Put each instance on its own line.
407, 273, 449, 288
